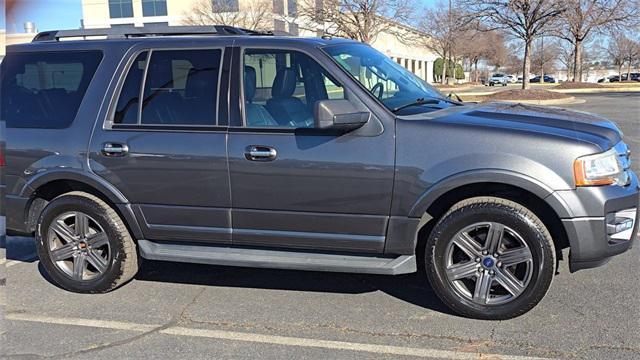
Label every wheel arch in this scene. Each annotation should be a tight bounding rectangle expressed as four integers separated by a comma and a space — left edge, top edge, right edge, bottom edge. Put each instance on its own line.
412, 175, 570, 267
21, 171, 143, 240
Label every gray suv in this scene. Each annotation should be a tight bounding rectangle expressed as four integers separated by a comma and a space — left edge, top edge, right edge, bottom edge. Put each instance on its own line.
2, 26, 638, 320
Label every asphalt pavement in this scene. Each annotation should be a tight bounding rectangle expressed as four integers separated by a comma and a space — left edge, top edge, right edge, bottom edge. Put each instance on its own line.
1, 92, 639, 360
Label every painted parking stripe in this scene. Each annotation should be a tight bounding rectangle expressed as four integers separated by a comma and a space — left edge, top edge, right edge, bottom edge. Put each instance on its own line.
7, 313, 158, 332
7, 313, 555, 360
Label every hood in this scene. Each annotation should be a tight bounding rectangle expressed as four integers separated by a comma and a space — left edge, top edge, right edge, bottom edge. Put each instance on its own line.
406, 102, 622, 150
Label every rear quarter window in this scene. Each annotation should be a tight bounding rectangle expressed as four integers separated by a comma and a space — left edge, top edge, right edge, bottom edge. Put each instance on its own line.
1, 50, 103, 129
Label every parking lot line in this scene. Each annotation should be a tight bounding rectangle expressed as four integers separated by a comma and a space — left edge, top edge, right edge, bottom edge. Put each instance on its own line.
7, 312, 555, 360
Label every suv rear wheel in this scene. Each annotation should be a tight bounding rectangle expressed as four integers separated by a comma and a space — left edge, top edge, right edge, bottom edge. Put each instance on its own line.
425, 197, 555, 320
36, 192, 138, 293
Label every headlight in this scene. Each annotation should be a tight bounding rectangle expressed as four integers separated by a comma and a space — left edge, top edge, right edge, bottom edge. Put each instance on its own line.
573, 148, 623, 186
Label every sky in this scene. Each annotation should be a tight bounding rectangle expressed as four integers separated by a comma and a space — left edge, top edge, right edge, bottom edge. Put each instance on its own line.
3, 0, 441, 33
5, 0, 83, 32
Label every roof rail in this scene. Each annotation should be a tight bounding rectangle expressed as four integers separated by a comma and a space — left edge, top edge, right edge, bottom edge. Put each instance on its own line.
32, 24, 276, 42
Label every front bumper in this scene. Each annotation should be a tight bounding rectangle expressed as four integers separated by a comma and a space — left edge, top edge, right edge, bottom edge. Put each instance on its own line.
557, 172, 639, 272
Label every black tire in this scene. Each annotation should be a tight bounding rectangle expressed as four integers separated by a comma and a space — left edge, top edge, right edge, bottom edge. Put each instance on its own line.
36, 191, 138, 293
425, 197, 555, 320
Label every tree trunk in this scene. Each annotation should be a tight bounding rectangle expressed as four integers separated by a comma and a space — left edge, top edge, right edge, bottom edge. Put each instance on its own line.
573, 40, 583, 82
540, 37, 544, 84
474, 60, 479, 83
446, 54, 452, 85
522, 39, 532, 90
619, 65, 623, 81
627, 61, 632, 82
441, 52, 447, 85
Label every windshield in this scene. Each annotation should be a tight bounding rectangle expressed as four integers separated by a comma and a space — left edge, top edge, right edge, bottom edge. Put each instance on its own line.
323, 43, 452, 114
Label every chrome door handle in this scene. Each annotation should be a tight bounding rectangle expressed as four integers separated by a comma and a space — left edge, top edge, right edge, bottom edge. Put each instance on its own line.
102, 143, 129, 157
244, 146, 277, 161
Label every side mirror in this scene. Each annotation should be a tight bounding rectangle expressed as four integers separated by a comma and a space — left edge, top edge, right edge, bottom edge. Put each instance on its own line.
314, 100, 370, 131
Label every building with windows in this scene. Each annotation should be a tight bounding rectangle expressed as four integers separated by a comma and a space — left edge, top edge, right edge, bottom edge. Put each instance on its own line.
0, 23, 41, 62
81, 0, 437, 83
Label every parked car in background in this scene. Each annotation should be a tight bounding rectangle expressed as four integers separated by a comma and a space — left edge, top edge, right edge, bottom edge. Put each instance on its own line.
3, 25, 638, 321
530, 75, 556, 83
488, 73, 509, 86
507, 75, 517, 83
609, 74, 629, 82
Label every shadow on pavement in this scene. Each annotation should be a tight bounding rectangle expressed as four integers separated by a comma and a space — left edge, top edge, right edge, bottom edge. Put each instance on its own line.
132, 259, 457, 316
20, 232, 455, 316
5, 236, 38, 263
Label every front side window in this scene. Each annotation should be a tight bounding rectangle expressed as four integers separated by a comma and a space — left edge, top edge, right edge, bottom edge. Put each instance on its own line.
109, 0, 134, 18
142, 0, 167, 16
1, 51, 103, 128
323, 44, 451, 115
113, 49, 221, 126
243, 49, 344, 128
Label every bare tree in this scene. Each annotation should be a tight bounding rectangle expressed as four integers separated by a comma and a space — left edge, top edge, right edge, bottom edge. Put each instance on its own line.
183, 0, 273, 31
504, 52, 524, 77
296, 0, 416, 44
460, 0, 566, 89
622, 36, 640, 81
532, 36, 560, 81
556, 0, 639, 82
458, 30, 493, 82
483, 32, 510, 70
607, 33, 628, 80
419, 1, 470, 84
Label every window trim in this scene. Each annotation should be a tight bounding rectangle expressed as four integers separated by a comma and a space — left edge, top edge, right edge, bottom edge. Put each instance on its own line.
106, 46, 226, 131
237, 46, 347, 131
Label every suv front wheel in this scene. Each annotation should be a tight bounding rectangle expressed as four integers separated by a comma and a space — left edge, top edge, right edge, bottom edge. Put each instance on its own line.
36, 192, 139, 293
425, 197, 555, 320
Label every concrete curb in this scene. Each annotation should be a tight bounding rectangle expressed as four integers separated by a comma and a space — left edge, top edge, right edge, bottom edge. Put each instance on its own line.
550, 87, 640, 93
456, 87, 640, 97
494, 96, 585, 105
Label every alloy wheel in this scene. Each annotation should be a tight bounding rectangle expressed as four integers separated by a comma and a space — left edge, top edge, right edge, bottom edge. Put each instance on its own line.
47, 211, 111, 281
444, 222, 533, 305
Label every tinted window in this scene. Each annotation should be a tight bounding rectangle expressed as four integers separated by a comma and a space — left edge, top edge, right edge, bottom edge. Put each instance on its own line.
142, 0, 167, 16
109, 0, 134, 18
114, 52, 148, 125
141, 50, 221, 125
243, 49, 344, 128
1, 51, 103, 129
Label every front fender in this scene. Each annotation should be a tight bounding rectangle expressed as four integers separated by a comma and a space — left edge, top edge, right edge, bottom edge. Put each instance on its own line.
407, 169, 572, 219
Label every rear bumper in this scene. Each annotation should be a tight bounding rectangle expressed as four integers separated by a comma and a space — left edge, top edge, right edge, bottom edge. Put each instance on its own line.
557, 172, 639, 272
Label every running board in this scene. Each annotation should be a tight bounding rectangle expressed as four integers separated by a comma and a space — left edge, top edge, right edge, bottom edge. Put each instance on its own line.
138, 240, 416, 275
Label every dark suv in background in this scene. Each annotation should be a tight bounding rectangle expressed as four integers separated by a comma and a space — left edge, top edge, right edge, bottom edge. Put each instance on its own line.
2, 25, 638, 320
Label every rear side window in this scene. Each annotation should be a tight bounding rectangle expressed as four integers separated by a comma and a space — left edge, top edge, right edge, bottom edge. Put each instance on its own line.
113, 49, 221, 126
1, 51, 103, 129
